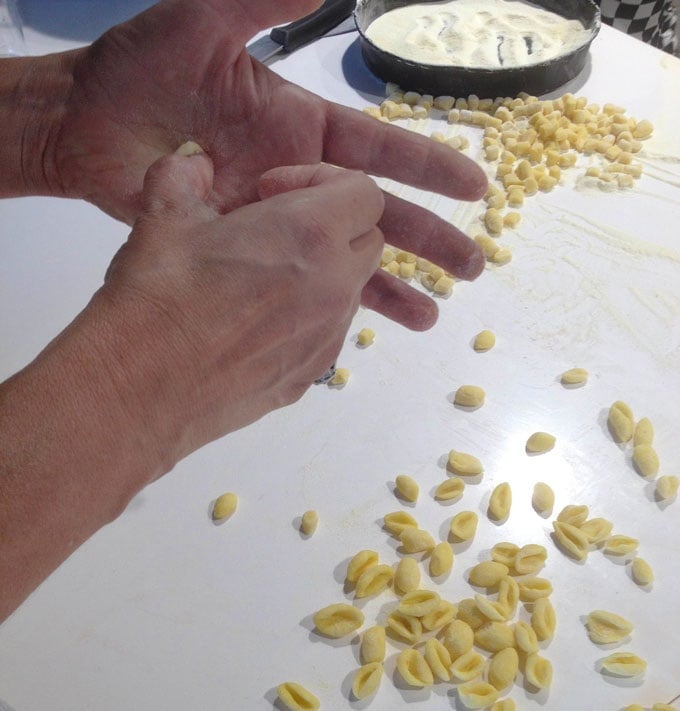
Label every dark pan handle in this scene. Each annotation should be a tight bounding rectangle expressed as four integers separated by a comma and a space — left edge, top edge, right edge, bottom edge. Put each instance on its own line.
270, 0, 356, 52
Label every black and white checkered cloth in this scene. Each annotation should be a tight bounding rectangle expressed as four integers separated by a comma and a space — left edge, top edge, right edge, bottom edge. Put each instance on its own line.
597, 0, 678, 53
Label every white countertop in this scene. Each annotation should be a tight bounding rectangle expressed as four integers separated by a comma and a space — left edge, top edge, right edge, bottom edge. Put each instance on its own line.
1, 6, 679, 711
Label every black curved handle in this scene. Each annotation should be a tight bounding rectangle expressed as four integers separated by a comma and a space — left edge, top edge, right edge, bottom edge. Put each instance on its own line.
269, 0, 356, 52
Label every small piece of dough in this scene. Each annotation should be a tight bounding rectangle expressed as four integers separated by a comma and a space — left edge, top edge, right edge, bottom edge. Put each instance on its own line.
355, 564, 394, 598
383, 511, 418, 536
469, 561, 509, 588
435, 477, 465, 501
399, 528, 435, 553
633, 417, 654, 446
473, 329, 496, 351
212, 492, 238, 522
450, 650, 486, 681
491, 542, 519, 567
328, 367, 350, 386
447, 450, 484, 476
561, 367, 588, 385
386, 610, 422, 644
600, 652, 647, 677
430, 541, 454, 577
454, 385, 486, 408
474, 622, 515, 653
424, 638, 452, 681
396, 648, 434, 687
526, 432, 556, 454
608, 401, 635, 443
394, 557, 421, 595
442, 619, 474, 659
632, 444, 659, 478
277, 682, 320, 711
491, 700, 517, 711
488, 482, 512, 521
579, 517, 613, 545
395, 474, 419, 502
604, 535, 639, 555
360, 626, 386, 664
514, 620, 539, 654
630, 557, 654, 585
487, 647, 519, 690
557, 504, 589, 527
313, 603, 364, 638
421, 600, 457, 631
450, 510, 478, 541
553, 520, 590, 560
456, 598, 487, 630
513, 544, 547, 575
497, 576, 520, 618
457, 681, 500, 709
656, 475, 680, 500
531, 598, 557, 641
300, 510, 318, 536
351, 662, 382, 699
586, 610, 633, 644
357, 328, 375, 346
532, 482, 555, 516
399, 589, 441, 617
346, 550, 379, 584
517, 577, 552, 602
524, 653, 553, 689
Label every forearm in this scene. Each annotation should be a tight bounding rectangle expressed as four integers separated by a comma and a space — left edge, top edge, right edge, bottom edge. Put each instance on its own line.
0, 290, 184, 621
0, 51, 79, 198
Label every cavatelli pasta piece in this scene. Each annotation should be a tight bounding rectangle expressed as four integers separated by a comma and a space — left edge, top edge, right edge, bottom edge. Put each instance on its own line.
396, 648, 434, 687
277, 682, 320, 711
383, 511, 418, 536
313, 603, 364, 638
351, 662, 382, 700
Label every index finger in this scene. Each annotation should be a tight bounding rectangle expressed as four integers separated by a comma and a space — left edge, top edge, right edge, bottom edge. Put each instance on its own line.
323, 102, 488, 201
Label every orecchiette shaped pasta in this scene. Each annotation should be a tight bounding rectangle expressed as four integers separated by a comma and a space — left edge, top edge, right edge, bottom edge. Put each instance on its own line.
383, 511, 418, 536
399, 589, 441, 617
277, 682, 320, 711
586, 610, 633, 644
360, 626, 386, 664
524, 653, 553, 689
424, 638, 452, 681
552, 521, 589, 560
457, 681, 500, 709
450, 510, 478, 540
600, 652, 647, 677
487, 647, 519, 690
531, 598, 557, 641
450, 650, 486, 682
313, 603, 364, 638
351, 662, 382, 700
396, 648, 434, 687
346, 550, 379, 584
394, 557, 420, 595
355, 564, 394, 598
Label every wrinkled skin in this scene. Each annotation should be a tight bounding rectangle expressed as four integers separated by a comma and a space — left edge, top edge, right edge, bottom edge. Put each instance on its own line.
46, 0, 487, 329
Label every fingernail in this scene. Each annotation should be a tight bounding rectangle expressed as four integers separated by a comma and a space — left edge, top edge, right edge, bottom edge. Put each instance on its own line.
176, 141, 204, 157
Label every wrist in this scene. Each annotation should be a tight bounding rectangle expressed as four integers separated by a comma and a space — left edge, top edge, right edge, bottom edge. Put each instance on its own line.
0, 50, 80, 199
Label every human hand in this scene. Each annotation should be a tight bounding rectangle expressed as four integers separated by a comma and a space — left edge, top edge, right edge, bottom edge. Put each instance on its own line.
100, 147, 383, 457
43, 0, 487, 329
0, 146, 386, 617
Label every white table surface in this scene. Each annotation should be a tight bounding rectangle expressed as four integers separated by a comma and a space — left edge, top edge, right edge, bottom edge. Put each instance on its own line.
1, 5, 680, 710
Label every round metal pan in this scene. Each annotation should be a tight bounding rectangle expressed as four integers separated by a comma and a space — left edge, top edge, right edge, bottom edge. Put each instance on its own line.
354, 0, 601, 97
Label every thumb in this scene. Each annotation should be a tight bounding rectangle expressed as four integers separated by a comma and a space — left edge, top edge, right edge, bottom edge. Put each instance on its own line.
141, 142, 215, 216
257, 162, 348, 198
